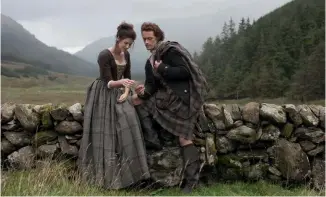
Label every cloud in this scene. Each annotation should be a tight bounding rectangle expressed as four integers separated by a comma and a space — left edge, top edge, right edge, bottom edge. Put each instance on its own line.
62, 46, 85, 54
1, 0, 291, 52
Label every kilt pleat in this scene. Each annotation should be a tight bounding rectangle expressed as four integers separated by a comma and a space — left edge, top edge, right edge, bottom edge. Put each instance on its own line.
139, 87, 198, 140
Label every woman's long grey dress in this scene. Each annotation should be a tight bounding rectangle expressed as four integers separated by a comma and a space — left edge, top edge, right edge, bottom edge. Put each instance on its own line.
78, 49, 150, 189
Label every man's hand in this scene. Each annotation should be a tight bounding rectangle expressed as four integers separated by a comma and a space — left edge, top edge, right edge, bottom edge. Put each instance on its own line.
153, 60, 162, 70
135, 84, 145, 95
132, 94, 143, 106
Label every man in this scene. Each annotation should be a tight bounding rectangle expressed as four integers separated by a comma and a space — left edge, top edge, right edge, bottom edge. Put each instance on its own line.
132, 22, 209, 193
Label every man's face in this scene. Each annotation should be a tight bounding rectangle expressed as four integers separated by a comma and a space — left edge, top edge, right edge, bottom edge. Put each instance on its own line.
141, 31, 158, 51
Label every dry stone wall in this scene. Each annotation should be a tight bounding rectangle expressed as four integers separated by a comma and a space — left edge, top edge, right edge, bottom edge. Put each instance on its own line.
1, 102, 325, 190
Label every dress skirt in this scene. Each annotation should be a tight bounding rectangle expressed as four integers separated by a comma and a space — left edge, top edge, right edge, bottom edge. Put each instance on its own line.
77, 79, 150, 189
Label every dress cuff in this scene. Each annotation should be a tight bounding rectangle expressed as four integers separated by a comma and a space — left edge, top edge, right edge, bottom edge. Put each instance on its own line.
107, 80, 113, 89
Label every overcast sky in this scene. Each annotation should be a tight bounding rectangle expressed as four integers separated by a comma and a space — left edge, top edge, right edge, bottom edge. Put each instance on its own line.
2, 0, 291, 53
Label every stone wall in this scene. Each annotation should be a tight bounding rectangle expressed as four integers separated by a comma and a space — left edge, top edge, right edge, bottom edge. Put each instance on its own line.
1, 102, 325, 190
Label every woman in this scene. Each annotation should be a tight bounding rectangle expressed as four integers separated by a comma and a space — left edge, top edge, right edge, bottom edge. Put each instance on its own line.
78, 22, 150, 190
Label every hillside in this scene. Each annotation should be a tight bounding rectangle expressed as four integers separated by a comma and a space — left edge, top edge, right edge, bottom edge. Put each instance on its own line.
1, 62, 94, 105
74, 1, 290, 75
195, 0, 325, 101
1, 60, 51, 78
1, 14, 98, 77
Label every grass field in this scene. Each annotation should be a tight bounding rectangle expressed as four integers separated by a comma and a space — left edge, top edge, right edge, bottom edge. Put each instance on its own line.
1, 61, 324, 106
1, 74, 325, 106
1, 74, 93, 105
1, 160, 323, 196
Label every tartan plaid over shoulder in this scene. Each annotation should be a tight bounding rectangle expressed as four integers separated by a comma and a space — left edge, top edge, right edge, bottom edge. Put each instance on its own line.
154, 41, 209, 117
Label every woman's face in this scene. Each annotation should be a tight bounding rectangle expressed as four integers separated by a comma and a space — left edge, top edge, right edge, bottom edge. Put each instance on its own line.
117, 38, 134, 52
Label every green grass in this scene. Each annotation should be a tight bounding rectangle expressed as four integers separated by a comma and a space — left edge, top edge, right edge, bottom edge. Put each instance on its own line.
2, 75, 325, 107
1, 160, 323, 196
1, 74, 93, 105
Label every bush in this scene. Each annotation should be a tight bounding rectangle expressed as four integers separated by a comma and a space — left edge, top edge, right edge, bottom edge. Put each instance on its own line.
1, 67, 20, 78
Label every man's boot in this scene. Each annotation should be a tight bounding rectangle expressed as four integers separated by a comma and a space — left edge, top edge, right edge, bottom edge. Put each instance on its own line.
180, 143, 201, 193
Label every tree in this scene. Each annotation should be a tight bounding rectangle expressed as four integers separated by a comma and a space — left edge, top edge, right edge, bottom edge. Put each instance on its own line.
221, 22, 230, 42
228, 18, 236, 37
238, 17, 246, 34
196, 0, 324, 101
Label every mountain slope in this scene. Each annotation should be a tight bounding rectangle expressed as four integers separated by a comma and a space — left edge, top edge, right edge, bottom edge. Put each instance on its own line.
196, 0, 325, 100
1, 14, 98, 77
74, 13, 225, 75
75, 1, 290, 75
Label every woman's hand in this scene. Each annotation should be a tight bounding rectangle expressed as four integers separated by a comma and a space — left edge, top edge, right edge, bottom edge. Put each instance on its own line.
108, 79, 135, 89
119, 79, 135, 88
118, 92, 128, 103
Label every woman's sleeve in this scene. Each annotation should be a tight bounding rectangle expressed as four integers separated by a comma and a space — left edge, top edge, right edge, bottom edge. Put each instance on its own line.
123, 51, 131, 79
98, 50, 114, 88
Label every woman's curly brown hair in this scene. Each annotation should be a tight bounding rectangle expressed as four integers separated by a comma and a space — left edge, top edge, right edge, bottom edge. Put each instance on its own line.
141, 22, 165, 41
116, 21, 136, 40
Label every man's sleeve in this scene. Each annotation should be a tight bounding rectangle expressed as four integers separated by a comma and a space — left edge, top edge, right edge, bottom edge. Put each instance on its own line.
138, 62, 158, 100
156, 48, 191, 80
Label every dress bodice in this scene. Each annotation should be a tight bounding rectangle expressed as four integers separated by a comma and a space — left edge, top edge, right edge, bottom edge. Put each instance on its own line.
115, 60, 127, 79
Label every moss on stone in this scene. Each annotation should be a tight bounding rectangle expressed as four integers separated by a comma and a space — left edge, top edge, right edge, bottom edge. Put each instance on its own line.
38, 104, 54, 115
56, 103, 68, 110
41, 112, 53, 129
242, 163, 269, 180
32, 130, 58, 147
282, 123, 294, 139
194, 138, 205, 146
218, 154, 242, 168
206, 133, 217, 154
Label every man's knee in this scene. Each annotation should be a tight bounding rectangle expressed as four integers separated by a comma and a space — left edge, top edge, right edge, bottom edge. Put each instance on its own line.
135, 104, 149, 119
179, 137, 193, 146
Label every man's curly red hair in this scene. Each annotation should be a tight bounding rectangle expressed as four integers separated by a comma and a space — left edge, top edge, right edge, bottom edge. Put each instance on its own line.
141, 22, 165, 41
